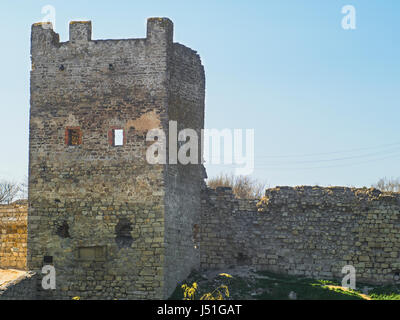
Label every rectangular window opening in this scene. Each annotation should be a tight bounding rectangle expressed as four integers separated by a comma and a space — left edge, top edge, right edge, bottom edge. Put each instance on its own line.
113, 129, 124, 146
66, 128, 82, 146
43, 255, 53, 264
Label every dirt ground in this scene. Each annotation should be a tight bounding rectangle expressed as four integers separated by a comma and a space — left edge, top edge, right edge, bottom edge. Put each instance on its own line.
0, 269, 27, 288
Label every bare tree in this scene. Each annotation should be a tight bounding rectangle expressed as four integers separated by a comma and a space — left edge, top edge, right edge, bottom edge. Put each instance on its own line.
0, 180, 21, 204
19, 176, 29, 200
207, 173, 267, 199
372, 177, 400, 192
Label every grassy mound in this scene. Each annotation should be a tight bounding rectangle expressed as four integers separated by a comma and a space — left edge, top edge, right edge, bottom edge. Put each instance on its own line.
169, 267, 400, 300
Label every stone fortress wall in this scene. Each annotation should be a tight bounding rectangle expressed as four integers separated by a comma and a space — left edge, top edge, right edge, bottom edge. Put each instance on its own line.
0, 202, 28, 270
1, 185, 399, 299
1, 17, 399, 299
200, 186, 400, 285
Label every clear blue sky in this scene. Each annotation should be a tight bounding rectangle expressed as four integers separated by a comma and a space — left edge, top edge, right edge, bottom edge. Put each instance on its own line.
0, 0, 399, 188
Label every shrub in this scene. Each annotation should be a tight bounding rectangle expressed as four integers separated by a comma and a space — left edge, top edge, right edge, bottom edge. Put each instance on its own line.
372, 177, 400, 192
207, 173, 267, 199
0, 180, 21, 204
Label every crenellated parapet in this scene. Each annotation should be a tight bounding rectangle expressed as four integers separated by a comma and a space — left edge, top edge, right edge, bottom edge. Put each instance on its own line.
31, 18, 173, 57
69, 21, 92, 43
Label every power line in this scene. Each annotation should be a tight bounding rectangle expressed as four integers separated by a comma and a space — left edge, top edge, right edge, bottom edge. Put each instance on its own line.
206, 148, 400, 171
255, 147, 400, 165
254, 152, 400, 171
256, 141, 400, 158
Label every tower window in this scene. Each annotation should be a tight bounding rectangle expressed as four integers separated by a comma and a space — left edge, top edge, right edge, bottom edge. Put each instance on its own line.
115, 218, 133, 249
65, 127, 82, 146
114, 129, 124, 146
109, 128, 125, 146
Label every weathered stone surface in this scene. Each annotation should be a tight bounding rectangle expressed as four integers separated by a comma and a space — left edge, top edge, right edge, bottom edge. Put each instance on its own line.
0, 202, 28, 270
28, 18, 205, 300
200, 186, 400, 285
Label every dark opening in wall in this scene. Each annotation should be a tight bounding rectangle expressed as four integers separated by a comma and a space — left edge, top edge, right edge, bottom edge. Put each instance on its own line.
56, 221, 70, 238
236, 252, 250, 265
43, 256, 53, 264
65, 127, 82, 146
115, 218, 133, 249
192, 224, 200, 249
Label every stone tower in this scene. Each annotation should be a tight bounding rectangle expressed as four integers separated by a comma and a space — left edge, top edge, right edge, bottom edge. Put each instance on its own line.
28, 18, 205, 299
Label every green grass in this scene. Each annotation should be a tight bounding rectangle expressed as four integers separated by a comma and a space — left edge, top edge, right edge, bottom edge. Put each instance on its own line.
169, 269, 400, 300
250, 271, 363, 300
368, 284, 400, 300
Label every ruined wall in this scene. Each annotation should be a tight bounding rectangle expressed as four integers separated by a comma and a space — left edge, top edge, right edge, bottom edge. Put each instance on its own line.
201, 186, 400, 285
0, 202, 28, 270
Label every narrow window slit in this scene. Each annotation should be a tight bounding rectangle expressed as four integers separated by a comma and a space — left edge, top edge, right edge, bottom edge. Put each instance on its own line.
65, 127, 82, 146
